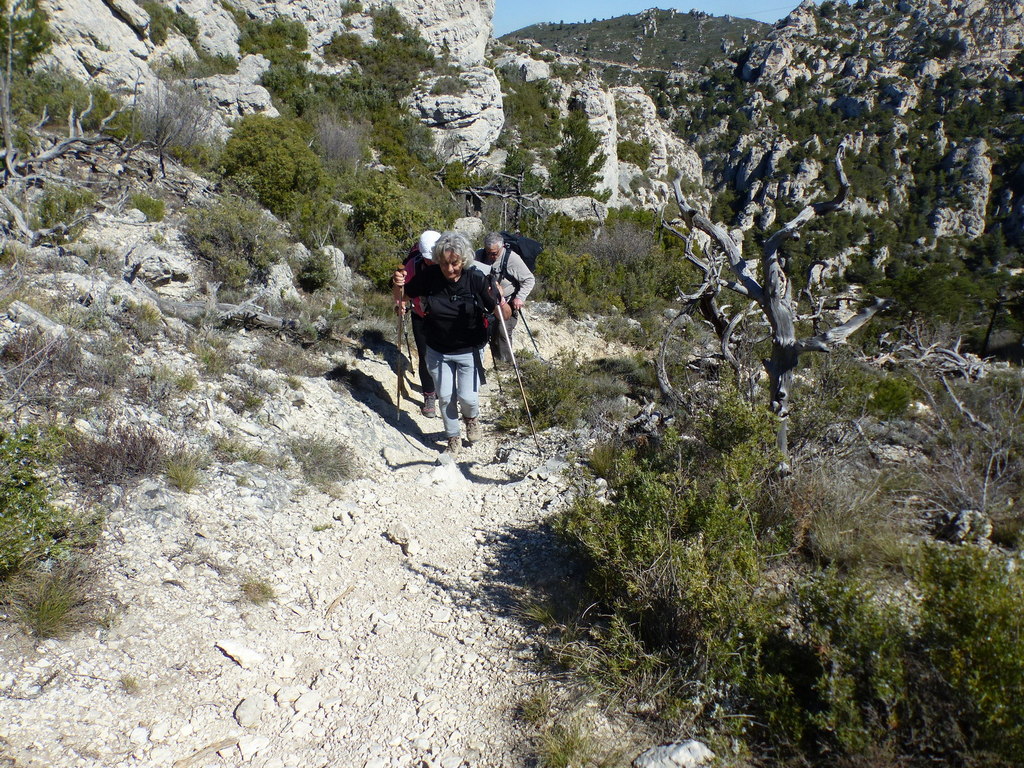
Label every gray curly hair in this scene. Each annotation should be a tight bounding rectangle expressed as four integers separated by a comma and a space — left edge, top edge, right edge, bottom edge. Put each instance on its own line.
432, 231, 475, 269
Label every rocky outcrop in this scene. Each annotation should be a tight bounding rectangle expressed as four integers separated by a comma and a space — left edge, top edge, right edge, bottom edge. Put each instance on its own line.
542, 196, 608, 222
411, 67, 504, 164
190, 55, 279, 135
232, 0, 493, 67
612, 86, 705, 209
176, 0, 242, 59
494, 52, 551, 82
930, 139, 993, 239
36, 0, 495, 135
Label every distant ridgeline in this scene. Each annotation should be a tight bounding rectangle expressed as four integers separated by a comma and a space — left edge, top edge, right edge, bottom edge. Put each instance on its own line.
502, 8, 771, 72
507, 0, 1024, 344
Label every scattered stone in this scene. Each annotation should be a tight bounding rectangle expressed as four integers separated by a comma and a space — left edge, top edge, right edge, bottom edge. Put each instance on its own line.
238, 734, 271, 761
633, 740, 715, 768
216, 640, 266, 669
235, 697, 265, 727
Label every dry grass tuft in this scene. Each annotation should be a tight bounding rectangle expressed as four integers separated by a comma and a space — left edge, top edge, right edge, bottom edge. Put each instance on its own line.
2, 559, 98, 638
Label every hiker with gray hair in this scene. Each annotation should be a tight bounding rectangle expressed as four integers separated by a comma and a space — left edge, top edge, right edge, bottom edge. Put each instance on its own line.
476, 232, 536, 366
392, 231, 510, 456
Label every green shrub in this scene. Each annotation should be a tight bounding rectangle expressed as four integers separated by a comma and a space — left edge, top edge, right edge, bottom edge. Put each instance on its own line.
129, 193, 165, 222
141, 1, 198, 45
295, 250, 335, 293
430, 75, 468, 96
617, 139, 653, 168
751, 570, 909, 756
867, 376, 916, 418
237, 13, 308, 67
916, 544, 1024, 759
344, 171, 444, 287
0, 425, 78, 578
33, 186, 97, 242
220, 115, 327, 218
0, 0, 52, 76
184, 196, 287, 289
548, 108, 606, 198
554, 391, 782, 717
496, 353, 628, 431
12, 72, 121, 135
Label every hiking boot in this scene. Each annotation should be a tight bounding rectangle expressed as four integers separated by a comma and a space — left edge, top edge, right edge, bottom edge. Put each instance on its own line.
421, 392, 437, 418
445, 435, 461, 456
464, 417, 481, 444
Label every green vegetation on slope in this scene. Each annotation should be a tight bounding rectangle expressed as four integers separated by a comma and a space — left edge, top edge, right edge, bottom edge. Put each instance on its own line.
502, 8, 769, 72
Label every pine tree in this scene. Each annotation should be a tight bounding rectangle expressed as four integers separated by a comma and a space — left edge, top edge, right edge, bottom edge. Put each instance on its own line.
548, 108, 606, 198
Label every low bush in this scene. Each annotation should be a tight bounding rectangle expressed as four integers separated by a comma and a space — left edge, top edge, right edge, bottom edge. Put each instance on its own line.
915, 544, 1024, 759
496, 353, 629, 432
220, 115, 327, 218
296, 249, 336, 293
33, 186, 97, 242
141, 1, 198, 45
69, 421, 166, 487
184, 197, 287, 289
0, 425, 76, 577
617, 138, 653, 168
129, 193, 165, 221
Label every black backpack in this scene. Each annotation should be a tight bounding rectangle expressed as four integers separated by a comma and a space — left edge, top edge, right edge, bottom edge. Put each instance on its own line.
499, 231, 543, 273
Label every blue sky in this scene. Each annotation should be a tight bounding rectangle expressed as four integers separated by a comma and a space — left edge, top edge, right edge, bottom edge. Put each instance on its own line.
493, 1, 800, 36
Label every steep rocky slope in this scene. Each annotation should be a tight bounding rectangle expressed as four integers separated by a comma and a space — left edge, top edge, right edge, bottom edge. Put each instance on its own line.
0, 191, 646, 765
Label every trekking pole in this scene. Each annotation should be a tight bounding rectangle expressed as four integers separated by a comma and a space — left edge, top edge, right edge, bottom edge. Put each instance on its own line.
402, 316, 415, 390
494, 303, 542, 456
395, 307, 405, 418
518, 309, 545, 362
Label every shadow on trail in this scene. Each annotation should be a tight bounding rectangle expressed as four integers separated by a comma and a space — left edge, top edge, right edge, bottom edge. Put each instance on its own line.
403, 517, 587, 633
325, 361, 443, 453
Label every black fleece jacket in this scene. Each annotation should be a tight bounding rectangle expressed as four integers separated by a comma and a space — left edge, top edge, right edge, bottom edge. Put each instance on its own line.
404, 265, 499, 354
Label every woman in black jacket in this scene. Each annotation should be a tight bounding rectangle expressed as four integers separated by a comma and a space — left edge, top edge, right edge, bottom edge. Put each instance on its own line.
392, 231, 510, 456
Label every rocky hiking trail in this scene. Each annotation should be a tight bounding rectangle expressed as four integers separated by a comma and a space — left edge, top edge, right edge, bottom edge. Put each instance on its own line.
0, 306, 628, 768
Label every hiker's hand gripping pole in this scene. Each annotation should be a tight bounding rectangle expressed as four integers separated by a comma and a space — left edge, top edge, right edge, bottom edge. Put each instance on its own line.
493, 297, 542, 456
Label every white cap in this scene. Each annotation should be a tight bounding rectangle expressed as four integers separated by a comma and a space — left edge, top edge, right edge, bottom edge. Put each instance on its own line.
418, 230, 441, 261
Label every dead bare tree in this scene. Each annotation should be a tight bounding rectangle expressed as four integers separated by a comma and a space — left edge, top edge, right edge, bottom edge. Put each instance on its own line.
451, 171, 543, 230
661, 140, 892, 471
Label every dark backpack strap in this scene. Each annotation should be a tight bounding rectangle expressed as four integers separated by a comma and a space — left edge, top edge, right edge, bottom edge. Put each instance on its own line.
472, 347, 487, 386
497, 246, 521, 295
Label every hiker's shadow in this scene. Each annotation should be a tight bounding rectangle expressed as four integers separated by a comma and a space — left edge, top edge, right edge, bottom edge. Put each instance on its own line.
403, 519, 587, 631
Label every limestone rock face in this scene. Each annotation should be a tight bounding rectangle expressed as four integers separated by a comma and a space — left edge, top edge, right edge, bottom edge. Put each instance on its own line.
190, 55, 280, 137
176, 0, 242, 59
233, 0, 493, 67
930, 139, 993, 240
541, 196, 608, 222
494, 52, 551, 82
411, 67, 504, 164
390, 0, 494, 67
613, 86, 704, 208
39, 0, 157, 93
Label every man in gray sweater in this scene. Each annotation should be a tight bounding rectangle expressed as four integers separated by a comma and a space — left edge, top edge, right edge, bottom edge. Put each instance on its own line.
476, 231, 537, 366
